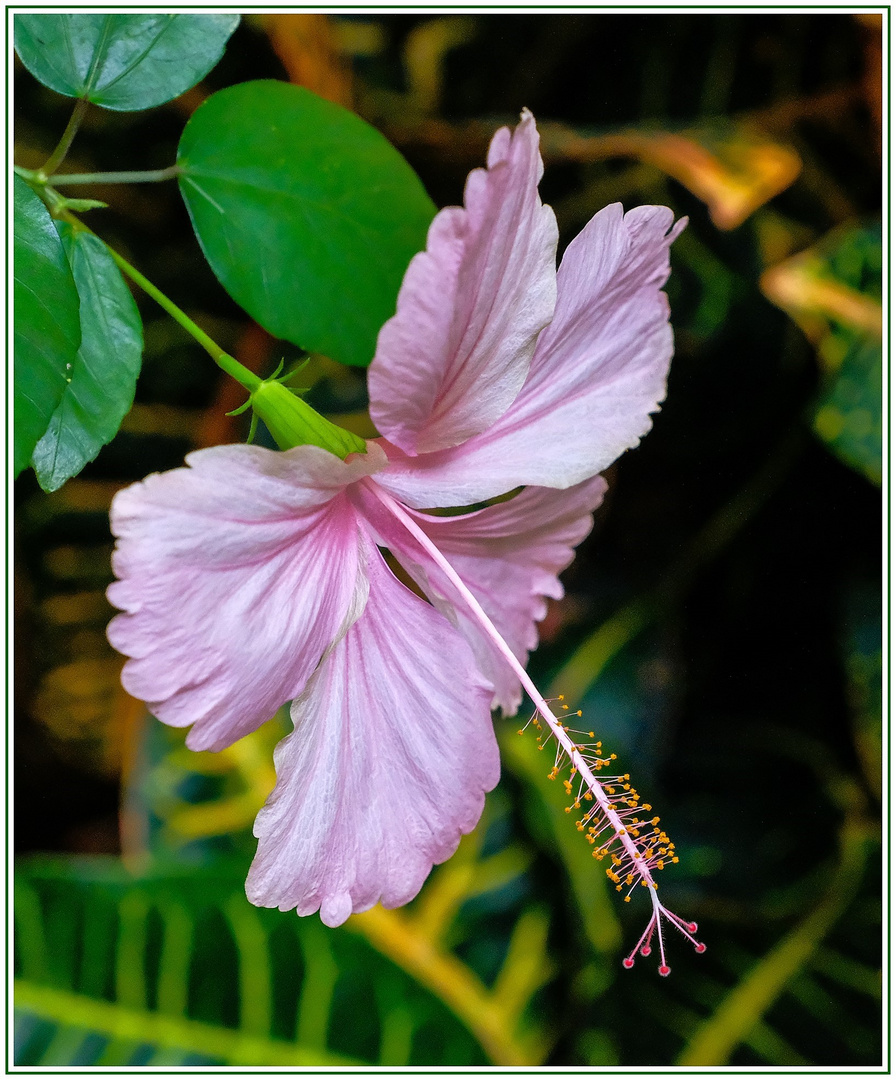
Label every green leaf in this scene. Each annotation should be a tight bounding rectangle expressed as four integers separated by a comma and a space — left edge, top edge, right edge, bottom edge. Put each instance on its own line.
13, 176, 81, 477
31, 227, 143, 493
764, 224, 882, 486
813, 337, 881, 486
177, 81, 437, 368
809, 226, 882, 485
14, 14, 239, 111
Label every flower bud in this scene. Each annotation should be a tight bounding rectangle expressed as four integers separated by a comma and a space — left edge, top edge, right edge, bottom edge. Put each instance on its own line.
250, 379, 367, 458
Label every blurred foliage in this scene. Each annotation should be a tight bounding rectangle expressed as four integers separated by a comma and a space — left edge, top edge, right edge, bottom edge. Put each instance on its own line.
763, 223, 882, 484
15, 797, 542, 1067
14, 11, 882, 1068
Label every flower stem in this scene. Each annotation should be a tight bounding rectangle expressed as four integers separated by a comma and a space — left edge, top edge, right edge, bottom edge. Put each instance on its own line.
40, 98, 89, 178
103, 244, 259, 391
48, 166, 181, 186
100, 244, 260, 392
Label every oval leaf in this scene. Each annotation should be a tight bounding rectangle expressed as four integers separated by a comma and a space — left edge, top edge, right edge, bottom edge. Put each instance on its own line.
177, 81, 437, 368
32, 227, 144, 493
14, 14, 239, 111
14, 176, 81, 477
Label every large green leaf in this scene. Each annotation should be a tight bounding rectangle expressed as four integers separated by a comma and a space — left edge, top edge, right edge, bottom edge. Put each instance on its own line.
31, 227, 143, 493
13, 176, 81, 477
14, 14, 239, 111
177, 81, 437, 368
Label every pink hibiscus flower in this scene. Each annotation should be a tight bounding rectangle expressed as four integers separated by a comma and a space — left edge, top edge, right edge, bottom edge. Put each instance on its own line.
108, 111, 703, 972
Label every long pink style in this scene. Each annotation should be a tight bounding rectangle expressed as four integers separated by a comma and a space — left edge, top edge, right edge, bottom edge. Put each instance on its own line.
363, 478, 706, 976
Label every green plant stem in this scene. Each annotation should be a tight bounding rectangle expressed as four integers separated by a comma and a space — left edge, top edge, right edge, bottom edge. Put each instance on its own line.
100, 244, 261, 393
49, 166, 181, 186
40, 98, 89, 177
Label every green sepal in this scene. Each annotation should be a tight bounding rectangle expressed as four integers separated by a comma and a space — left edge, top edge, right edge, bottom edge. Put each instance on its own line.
57, 198, 108, 212
250, 380, 367, 458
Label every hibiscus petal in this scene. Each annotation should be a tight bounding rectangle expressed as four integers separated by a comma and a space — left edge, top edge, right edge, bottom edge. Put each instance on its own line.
107, 444, 386, 751
368, 110, 558, 457
376, 204, 684, 508
356, 477, 606, 714
246, 540, 498, 924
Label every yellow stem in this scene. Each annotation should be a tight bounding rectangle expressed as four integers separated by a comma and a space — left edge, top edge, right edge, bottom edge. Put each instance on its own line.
348, 907, 542, 1066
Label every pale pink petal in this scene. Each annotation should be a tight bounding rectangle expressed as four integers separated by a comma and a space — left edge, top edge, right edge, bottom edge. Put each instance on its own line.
246, 540, 498, 924
107, 443, 387, 751
376, 205, 684, 509
356, 477, 606, 714
368, 110, 558, 456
